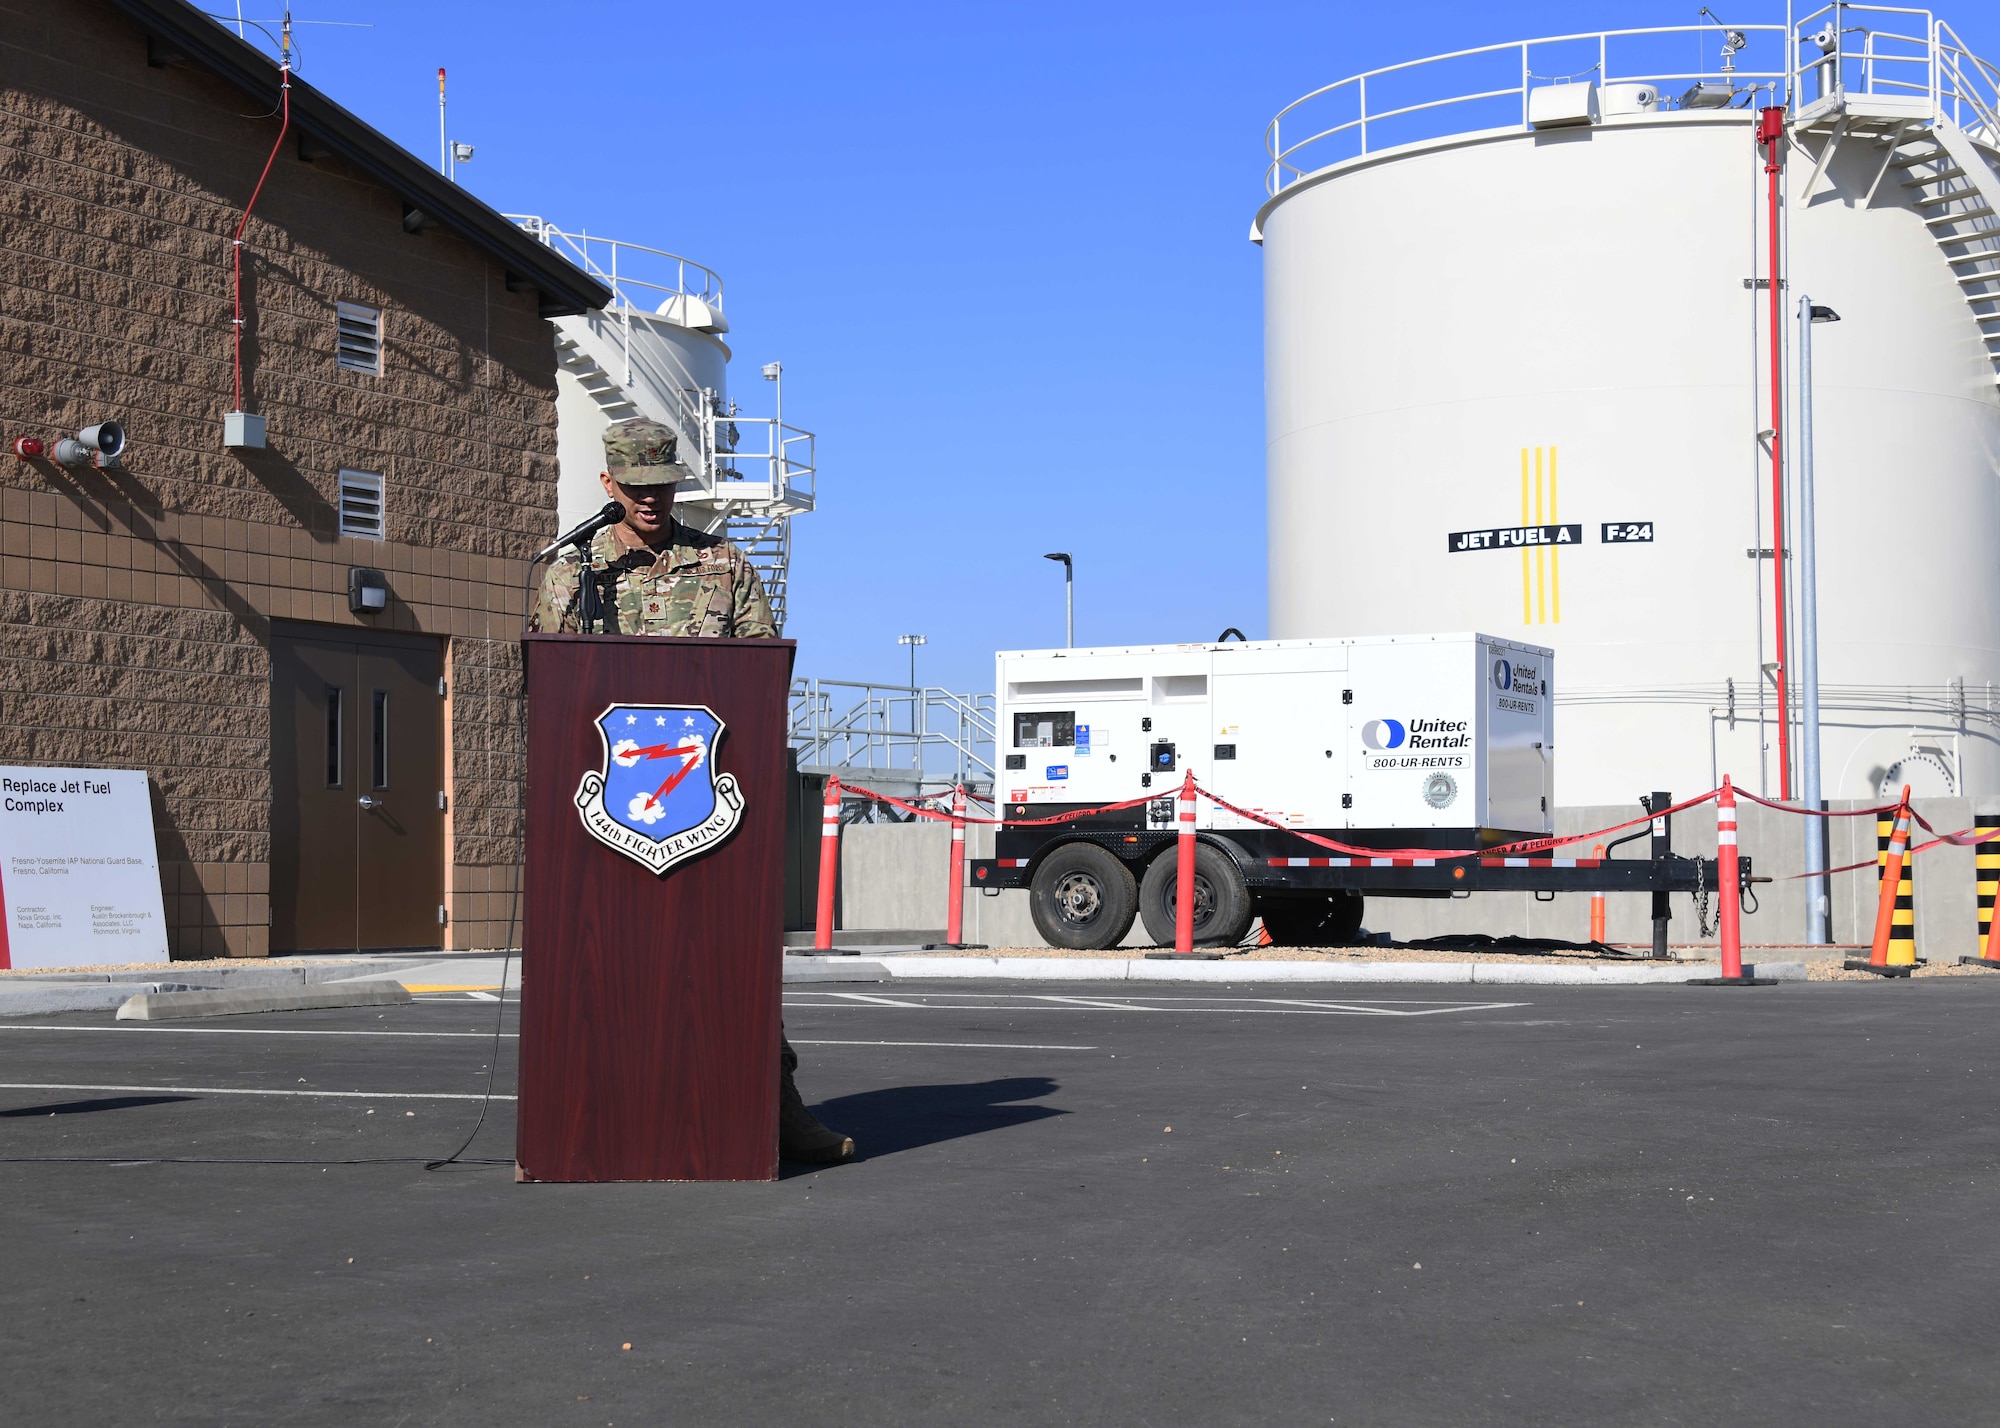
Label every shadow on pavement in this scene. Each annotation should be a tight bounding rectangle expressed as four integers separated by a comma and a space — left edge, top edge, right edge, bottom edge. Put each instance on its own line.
0, 1095, 196, 1118
799, 1076, 1066, 1167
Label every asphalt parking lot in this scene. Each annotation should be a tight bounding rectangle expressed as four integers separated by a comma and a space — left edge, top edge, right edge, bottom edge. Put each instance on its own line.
4, 980, 1999, 1426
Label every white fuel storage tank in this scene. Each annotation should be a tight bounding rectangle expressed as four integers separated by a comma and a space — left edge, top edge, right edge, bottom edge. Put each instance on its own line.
1255, 11, 2000, 805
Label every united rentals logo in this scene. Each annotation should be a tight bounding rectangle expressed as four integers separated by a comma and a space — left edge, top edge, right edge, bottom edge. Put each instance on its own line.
574, 703, 744, 874
1360, 719, 1406, 750
1364, 717, 1469, 751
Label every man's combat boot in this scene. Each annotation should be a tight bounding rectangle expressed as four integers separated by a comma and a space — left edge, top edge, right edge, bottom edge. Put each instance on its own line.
779, 1065, 854, 1162
779, 1039, 854, 1163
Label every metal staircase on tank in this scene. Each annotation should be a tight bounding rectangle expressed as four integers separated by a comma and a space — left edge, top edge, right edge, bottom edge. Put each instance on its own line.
1882, 120, 2000, 384
508, 216, 818, 632
1790, 11, 2000, 385
551, 330, 639, 423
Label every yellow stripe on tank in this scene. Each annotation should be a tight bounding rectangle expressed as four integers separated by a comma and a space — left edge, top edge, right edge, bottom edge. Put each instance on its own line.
1548, 446, 1561, 624
1519, 449, 1532, 626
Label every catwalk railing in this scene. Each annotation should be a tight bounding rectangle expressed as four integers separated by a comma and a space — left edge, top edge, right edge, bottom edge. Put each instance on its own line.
788, 679, 997, 791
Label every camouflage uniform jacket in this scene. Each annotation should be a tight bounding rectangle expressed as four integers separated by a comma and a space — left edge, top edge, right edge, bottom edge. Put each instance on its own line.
529, 522, 777, 638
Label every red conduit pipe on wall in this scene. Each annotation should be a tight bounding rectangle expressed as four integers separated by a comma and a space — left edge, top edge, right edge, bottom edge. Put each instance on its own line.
1759, 105, 1791, 801
231, 37, 292, 415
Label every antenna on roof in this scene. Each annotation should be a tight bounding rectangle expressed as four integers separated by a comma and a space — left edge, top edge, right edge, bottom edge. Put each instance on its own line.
437, 66, 474, 179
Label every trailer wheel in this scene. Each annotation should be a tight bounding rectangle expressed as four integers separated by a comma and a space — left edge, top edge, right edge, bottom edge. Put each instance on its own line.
1259, 892, 1365, 948
1029, 843, 1139, 950
1138, 844, 1254, 948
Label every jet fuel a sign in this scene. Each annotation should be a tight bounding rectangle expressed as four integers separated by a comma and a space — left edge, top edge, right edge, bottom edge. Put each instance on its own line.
1448, 524, 1582, 553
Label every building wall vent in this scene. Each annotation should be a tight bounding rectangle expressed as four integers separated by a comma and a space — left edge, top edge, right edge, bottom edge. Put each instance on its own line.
336, 301, 383, 374
338, 469, 384, 539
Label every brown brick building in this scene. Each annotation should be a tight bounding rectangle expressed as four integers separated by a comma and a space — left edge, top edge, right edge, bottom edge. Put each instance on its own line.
0, 0, 609, 956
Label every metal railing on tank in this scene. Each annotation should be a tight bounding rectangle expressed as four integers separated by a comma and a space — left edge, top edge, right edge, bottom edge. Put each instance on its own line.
709, 411, 816, 509
789, 679, 996, 796
1264, 23, 1790, 194
505, 214, 725, 315
1935, 20, 2000, 138
1265, 12, 1998, 193
1793, 6, 1999, 136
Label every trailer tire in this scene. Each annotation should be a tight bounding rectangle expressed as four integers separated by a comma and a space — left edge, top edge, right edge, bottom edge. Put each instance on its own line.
1029, 843, 1139, 950
1259, 892, 1366, 948
1138, 843, 1254, 948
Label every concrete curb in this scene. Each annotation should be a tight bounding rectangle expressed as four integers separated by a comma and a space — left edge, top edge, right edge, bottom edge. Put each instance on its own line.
1, 962, 389, 989
787, 956, 1811, 985
0, 982, 197, 1015
781, 960, 890, 984
115, 983, 414, 1021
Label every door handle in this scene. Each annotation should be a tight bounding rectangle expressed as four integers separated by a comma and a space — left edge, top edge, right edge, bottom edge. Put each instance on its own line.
358, 795, 383, 810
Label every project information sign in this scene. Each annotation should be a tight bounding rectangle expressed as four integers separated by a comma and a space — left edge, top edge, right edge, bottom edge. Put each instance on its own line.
0, 767, 166, 969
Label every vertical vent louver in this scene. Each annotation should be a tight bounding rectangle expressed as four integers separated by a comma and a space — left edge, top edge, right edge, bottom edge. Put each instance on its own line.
336, 301, 382, 374
338, 470, 384, 539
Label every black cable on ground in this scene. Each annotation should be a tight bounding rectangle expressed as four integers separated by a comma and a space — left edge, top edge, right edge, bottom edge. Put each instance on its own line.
422, 562, 543, 1172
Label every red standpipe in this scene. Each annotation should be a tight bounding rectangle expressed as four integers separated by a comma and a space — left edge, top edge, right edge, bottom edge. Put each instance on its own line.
945, 784, 967, 947
813, 777, 841, 951
1759, 105, 1791, 800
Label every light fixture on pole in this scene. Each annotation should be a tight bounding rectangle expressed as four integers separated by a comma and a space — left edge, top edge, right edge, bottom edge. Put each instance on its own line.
1043, 552, 1073, 648
1798, 296, 1840, 944
898, 634, 927, 771
897, 633, 926, 691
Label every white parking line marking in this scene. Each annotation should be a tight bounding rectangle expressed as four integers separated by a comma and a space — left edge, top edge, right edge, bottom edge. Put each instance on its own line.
0, 1082, 514, 1102
815, 993, 938, 1009
788, 1040, 1097, 1051
780, 995, 1529, 1017
1038, 995, 1165, 1011
1255, 999, 1530, 1017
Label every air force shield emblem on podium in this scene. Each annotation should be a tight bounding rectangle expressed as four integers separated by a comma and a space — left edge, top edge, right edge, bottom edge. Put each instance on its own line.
574, 704, 745, 874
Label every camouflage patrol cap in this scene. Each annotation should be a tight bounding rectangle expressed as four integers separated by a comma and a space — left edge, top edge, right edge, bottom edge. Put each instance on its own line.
602, 419, 694, 487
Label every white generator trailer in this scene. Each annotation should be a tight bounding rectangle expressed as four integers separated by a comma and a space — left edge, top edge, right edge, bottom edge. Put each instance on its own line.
968, 634, 1730, 951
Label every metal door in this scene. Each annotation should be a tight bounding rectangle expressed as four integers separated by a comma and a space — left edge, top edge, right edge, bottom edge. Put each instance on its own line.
271, 623, 445, 952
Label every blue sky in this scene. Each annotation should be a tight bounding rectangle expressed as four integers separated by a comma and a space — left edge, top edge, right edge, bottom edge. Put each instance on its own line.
230, 2, 1998, 695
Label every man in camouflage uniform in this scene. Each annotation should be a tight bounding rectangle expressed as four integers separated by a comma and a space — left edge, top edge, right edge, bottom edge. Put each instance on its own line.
532, 418, 853, 1164
530, 425, 776, 639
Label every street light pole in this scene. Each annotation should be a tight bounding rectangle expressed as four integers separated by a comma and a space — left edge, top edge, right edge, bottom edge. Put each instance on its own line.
1799, 294, 1840, 944
898, 634, 926, 772
1043, 553, 1073, 648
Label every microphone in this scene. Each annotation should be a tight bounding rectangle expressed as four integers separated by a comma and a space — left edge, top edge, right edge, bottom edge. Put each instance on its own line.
534, 500, 625, 563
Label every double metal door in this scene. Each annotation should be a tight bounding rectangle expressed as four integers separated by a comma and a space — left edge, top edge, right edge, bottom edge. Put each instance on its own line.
271, 624, 445, 952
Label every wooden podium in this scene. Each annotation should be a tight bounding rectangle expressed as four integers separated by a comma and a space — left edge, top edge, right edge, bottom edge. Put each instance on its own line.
517, 633, 794, 1182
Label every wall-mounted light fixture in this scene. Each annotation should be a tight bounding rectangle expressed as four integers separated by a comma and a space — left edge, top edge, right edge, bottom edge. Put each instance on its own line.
348, 566, 388, 615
